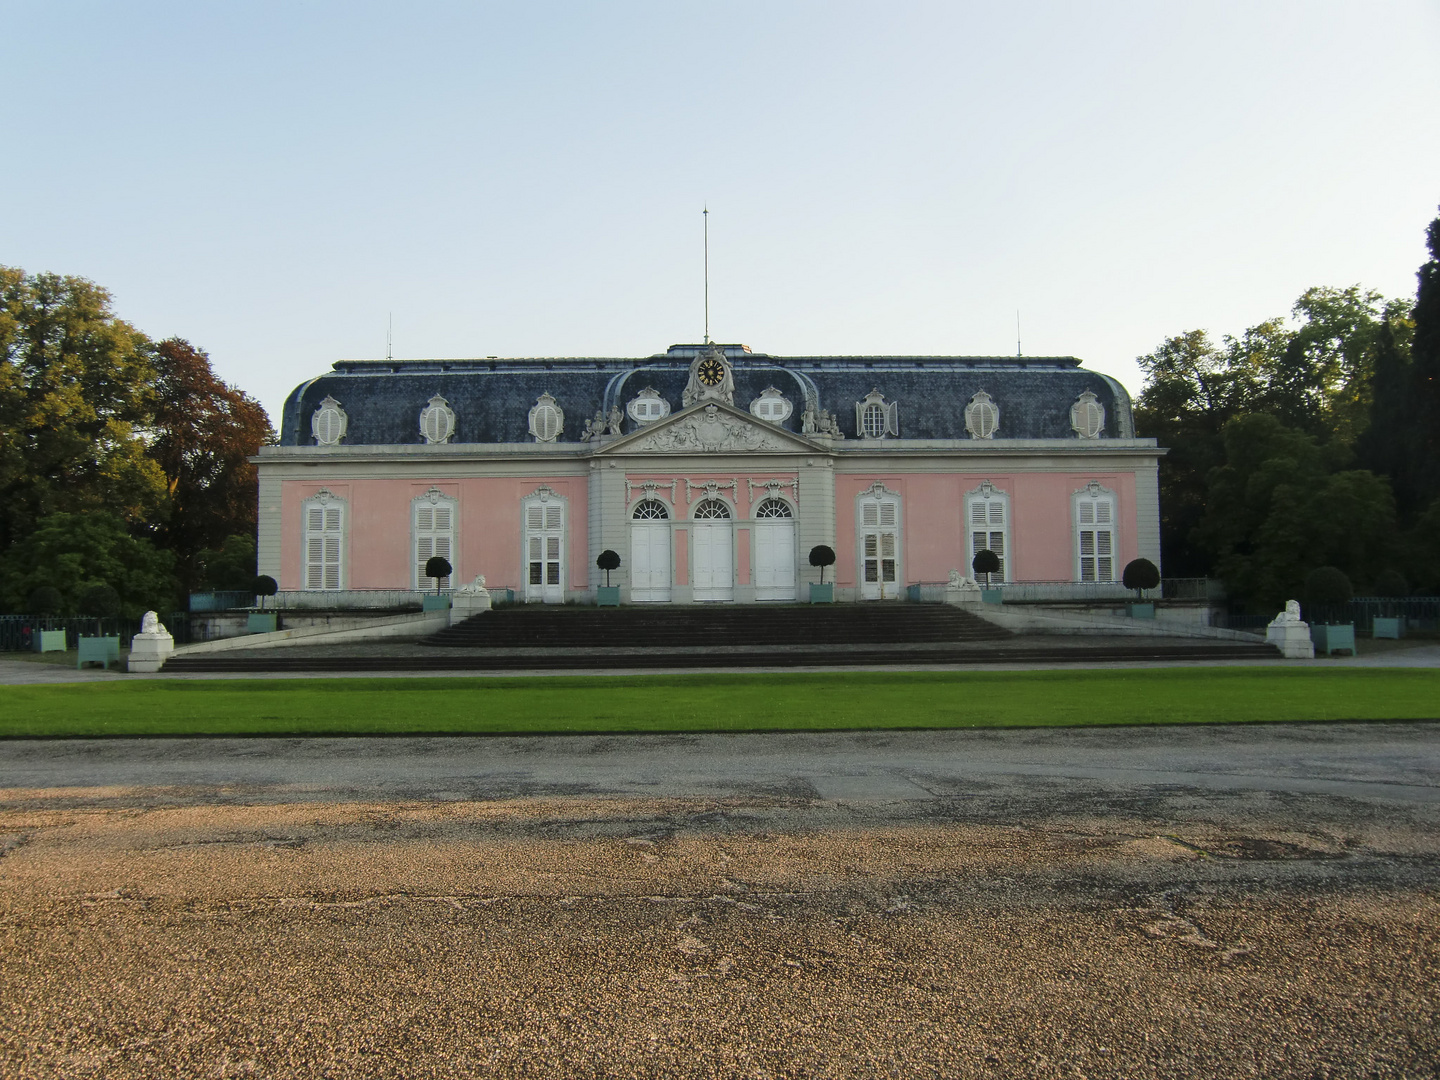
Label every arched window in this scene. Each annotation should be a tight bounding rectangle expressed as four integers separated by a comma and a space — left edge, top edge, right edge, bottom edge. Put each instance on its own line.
311, 397, 347, 446
522, 487, 566, 601
529, 393, 564, 443
413, 489, 457, 590
965, 391, 999, 439
749, 388, 793, 424
632, 499, 669, 520
626, 388, 670, 425
419, 395, 456, 444
754, 498, 792, 519
302, 490, 345, 590
966, 481, 1009, 582
1071, 391, 1106, 439
856, 484, 901, 599
694, 499, 731, 520
1074, 482, 1117, 582
855, 389, 898, 439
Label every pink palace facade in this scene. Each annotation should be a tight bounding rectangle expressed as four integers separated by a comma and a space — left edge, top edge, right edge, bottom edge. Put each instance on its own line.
254, 342, 1163, 605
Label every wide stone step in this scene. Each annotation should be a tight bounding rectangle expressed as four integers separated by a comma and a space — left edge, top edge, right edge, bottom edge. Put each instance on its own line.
162, 640, 1279, 673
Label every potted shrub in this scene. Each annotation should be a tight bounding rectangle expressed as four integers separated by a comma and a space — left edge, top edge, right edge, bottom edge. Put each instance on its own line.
1122, 557, 1160, 619
76, 584, 122, 668
1371, 569, 1408, 639
972, 549, 1003, 603
808, 545, 836, 603
422, 557, 453, 611
26, 586, 66, 653
249, 575, 279, 632
596, 549, 621, 606
1304, 565, 1355, 655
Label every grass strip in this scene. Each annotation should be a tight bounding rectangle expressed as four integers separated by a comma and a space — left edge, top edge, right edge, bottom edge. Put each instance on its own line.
0, 668, 1437, 738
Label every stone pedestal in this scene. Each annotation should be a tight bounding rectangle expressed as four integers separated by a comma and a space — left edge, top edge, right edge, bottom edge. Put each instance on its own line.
450, 575, 493, 626
944, 571, 983, 606
1266, 601, 1315, 659
128, 611, 175, 672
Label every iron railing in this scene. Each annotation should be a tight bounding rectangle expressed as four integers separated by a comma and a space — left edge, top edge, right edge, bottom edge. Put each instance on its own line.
0, 613, 193, 651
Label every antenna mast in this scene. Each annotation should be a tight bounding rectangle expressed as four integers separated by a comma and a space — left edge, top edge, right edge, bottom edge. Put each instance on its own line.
387, 313, 393, 362
1016, 310, 1022, 357
703, 205, 710, 344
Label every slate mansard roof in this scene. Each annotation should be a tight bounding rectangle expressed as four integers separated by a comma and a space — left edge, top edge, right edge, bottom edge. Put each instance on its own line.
277, 344, 1136, 446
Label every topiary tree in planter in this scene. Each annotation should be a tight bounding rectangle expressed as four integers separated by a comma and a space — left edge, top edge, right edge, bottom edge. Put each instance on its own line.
252, 574, 278, 611
27, 586, 63, 616
808, 545, 836, 585
1304, 565, 1353, 624
972, 549, 1000, 588
1372, 569, 1409, 598
78, 583, 121, 618
596, 549, 620, 587
425, 556, 453, 594
1122, 557, 1160, 600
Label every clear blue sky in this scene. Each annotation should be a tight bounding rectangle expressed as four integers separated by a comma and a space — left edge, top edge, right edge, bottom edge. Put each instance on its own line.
3, 1, 1438, 427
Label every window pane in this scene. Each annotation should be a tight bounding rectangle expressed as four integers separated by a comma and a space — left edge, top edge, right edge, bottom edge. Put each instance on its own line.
880, 535, 895, 557
864, 535, 877, 557
530, 563, 543, 585
1080, 532, 1095, 556
546, 537, 560, 559
1080, 559, 1095, 582
547, 563, 560, 585
882, 559, 896, 582
1098, 557, 1113, 580
879, 504, 896, 527
864, 561, 878, 582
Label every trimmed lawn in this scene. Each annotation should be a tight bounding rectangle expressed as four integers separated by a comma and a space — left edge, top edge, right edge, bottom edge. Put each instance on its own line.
0, 668, 1437, 738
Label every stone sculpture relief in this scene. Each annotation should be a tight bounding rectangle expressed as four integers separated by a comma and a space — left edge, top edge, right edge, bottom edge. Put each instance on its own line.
628, 405, 790, 453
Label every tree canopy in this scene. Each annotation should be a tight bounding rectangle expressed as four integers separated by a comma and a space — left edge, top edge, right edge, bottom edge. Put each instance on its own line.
1134, 207, 1440, 604
0, 265, 274, 614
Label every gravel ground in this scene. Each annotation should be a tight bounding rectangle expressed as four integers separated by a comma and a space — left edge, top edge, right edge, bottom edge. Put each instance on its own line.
1, 787, 1437, 1079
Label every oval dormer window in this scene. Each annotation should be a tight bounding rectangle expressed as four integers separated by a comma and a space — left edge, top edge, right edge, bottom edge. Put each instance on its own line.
1071, 391, 1105, 439
965, 391, 999, 439
419, 394, 456, 444
311, 396, 347, 446
749, 388, 793, 424
529, 393, 564, 443
626, 387, 671, 426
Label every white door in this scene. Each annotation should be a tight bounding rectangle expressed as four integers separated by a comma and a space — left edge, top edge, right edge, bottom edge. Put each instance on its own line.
858, 496, 900, 600
524, 501, 565, 603
691, 499, 733, 601
752, 499, 796, 601
630, 500, 672, 602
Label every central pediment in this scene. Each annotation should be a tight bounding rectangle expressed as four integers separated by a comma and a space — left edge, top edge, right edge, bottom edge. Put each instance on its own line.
597, 402, 825, 455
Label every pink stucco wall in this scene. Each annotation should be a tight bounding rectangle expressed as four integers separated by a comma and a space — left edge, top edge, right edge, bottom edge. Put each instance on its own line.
833, 472, 1139, 586
281, 477, 588, 592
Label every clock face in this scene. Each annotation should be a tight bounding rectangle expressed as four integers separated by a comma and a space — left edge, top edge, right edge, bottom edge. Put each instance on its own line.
697, 358, 726, 387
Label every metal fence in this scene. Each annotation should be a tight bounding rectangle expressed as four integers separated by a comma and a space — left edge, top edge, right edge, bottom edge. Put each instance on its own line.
0, 613, 193, 651
901, 578, 1219, 605
188, 591, 256, 612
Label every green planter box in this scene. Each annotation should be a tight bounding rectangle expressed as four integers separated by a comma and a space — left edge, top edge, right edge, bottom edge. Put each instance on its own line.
1311, 623, 1356, 656
77, 635, 120, 669
33, 629, 66, 653
246, 613, 278, 633
596, 586, 621, 607
981, 588, 1004, 604
1373, 616, 1405, 639
809, 583, 834, 604
422, 595, 451, 612
1128, 602, 1156, 620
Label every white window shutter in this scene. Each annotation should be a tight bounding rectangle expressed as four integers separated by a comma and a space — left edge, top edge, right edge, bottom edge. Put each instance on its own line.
879, 502, 896, 527
885, 401, 899, 436
863, 502, 878, 527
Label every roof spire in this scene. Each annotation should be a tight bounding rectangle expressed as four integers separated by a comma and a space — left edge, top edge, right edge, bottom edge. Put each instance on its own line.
703, 205, 710, 345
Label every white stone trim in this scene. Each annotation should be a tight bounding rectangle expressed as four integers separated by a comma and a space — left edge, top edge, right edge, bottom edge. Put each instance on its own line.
300, 488, 347, 590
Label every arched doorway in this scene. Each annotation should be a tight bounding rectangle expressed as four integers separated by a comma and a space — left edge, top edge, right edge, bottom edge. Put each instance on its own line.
630, 500, 672, 602
691, 499, 734, 601
752, 498, 796, 601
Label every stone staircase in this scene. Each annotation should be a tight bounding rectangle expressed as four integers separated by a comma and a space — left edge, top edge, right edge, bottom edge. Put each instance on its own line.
161, 602, 1280, 672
